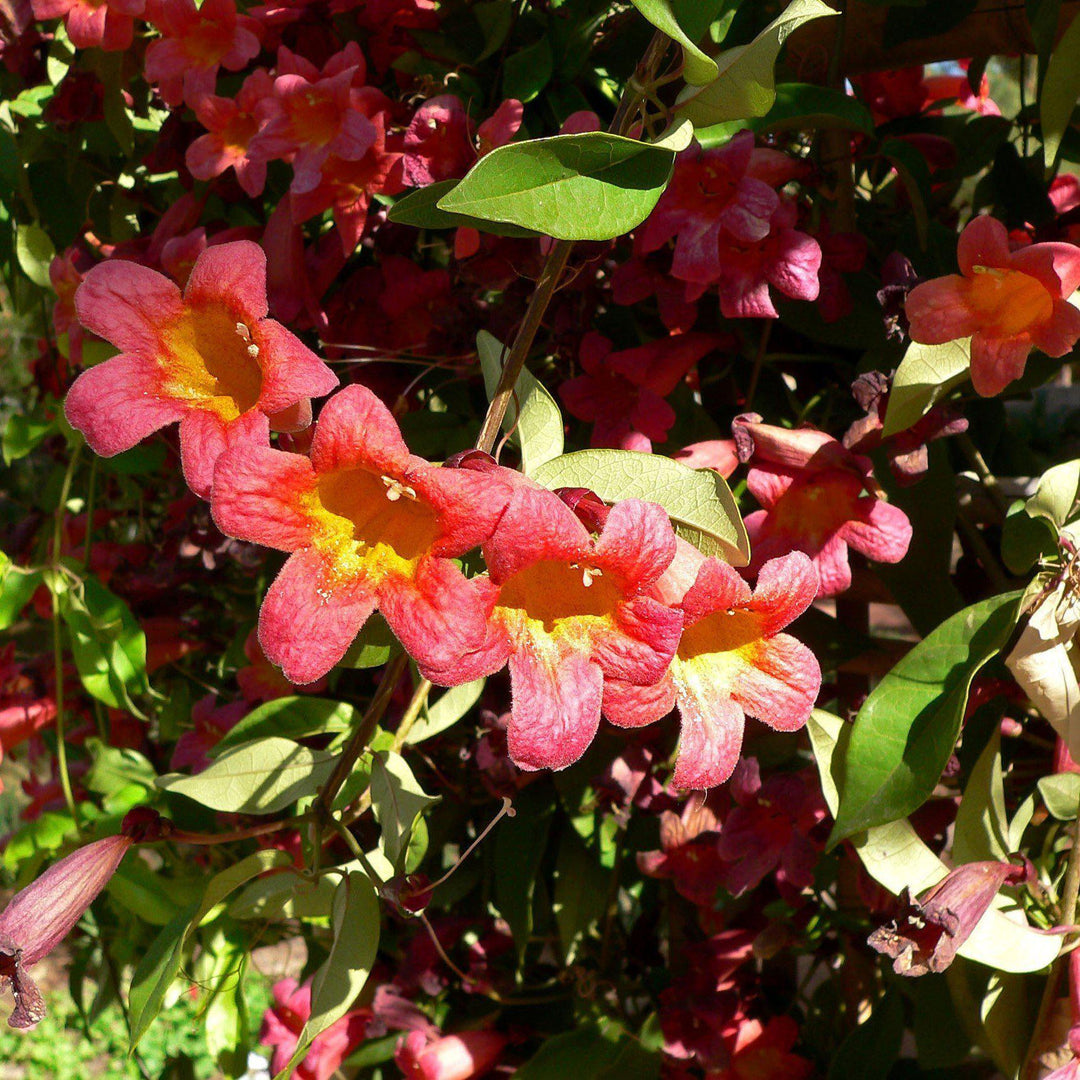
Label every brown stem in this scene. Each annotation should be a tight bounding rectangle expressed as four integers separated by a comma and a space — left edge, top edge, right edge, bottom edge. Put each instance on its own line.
318, 652, 408, 815
169, 815, 311, 846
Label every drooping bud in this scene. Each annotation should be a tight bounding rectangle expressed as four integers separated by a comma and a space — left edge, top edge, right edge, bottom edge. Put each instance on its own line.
867, 857, 1032, 977
0, 810, 161, 1028
555, 487, 609, 533
731, 414, 847, 472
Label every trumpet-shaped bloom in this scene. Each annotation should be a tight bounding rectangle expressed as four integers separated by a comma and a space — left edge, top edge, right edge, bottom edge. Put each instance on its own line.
734, 415, 912, 597
426, 474, 683, 773
906, 215, 1080, 396
186, 68, 274, 197
64, 241, 337, 499
605, 550, 820, 789
211, 384, 511, 684
395, 1029, 508, 1080
31, 0, 142, 50
144, 0, 261, 107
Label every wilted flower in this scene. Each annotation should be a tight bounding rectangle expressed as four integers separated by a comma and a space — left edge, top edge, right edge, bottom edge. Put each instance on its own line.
906, 215, 1080, 397
65, 241, 338, 498
0, 809, 162, 1028
867, 857, 1032, 976
395, 1028, 508, 1080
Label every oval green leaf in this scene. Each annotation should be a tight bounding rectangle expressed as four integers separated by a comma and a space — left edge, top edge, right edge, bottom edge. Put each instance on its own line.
629, 0, 719, 85
157, 737, 335, 815
530, 449, 749, 566
828, 592, 1021, 846
881, 338, 971, 438
388, 180, 541, 237
1041, 11, 1080, 171
435, 121, 694, 241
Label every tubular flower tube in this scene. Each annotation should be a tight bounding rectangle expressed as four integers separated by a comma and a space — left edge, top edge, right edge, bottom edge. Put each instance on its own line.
605, 546, 821, 789
64, 241, 338, 499
211, 384, 512, 684
906, 214, 1080, 396
733, 414, 912, 597
0, 808, 163, 1029
395, 1029, 508, 1080
424, 469, 684, 773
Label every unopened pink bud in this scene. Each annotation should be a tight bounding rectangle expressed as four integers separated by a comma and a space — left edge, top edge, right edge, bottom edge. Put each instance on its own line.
395, 1029, 508, 1080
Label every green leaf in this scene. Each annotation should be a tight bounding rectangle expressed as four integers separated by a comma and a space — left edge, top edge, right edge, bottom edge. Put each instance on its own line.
755, 82, 875, 135
436, 121, 695, 241
405, 678, 486, 744
530, 449, 749, 566
495, 781, 556, 953
59, 576, 149, 713
882, 338, 971, 437
1027, 459, 1080, 527
477, 330, 564, 474
3, 412, 55, 465
128, 849, 291, 1048
503, 35, 553, 102
387, 180, 541, 237
880, 137, 932, 250
277, 873, 380, 1080
952, 730, 1010, 864
229, 872, 337, 922
15, 222, 55, 288
107, 859, 188, 927
629, 0, 719, 85
674, 0, 838, 125
1042, 10, 1080, 170
0, 556, 41, 630
157, 737, 336, 814
369, 751, 439, 871
1038, 772, 1080, 819
809, 710, 1061, 973
829, 592, 1021, 845
213, 696, 358, 755
514, 1022, 659, 1080
827, 991, 904, 1080
84, 741, 156, 799
553, 828, 608, 963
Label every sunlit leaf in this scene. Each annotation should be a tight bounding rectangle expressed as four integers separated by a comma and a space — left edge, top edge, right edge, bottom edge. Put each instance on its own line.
882, 339, 971, 438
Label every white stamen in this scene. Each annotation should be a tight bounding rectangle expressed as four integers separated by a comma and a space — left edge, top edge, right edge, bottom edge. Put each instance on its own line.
235, 322, 252, 342
382, 475, 417, 502
247, 344, 259, 359
581, 566, 602, 587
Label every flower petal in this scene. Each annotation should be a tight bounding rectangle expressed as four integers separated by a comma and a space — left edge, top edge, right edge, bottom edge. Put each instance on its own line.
906, 276, 980, 344
593, 595, 683, 684
411, 466, 511, 559
310, 384, 410, 477
506, 637, 602, 772
750, 552, 819, 635
254, 318, 338, 414
75, 260, 183, 354
679, 558, 752, 625
671, 663, 745, 789
179, 408, 268, 500
603, 673, 676, 729
968, 331, 1032, 396
484, 482, 588, 584
594, 499, 676, 592
64, 354, 184, 457
259, 549, 378, 684
957, 214, 1011, 274
839, 497, 912, 565
732, 634, 820, 731
185, 240, 269, 321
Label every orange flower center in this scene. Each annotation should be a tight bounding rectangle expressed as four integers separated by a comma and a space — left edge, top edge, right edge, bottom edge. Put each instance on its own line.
679, 610, 762, 664
767, 471, 859, 549
184, 20, 237, 66
965, 266, 1054, 338
222, 113, 259, 154
496, 559, 620, 636
286, 91, 342, 149
162, 302, 263, 420
309, 468, 438, 581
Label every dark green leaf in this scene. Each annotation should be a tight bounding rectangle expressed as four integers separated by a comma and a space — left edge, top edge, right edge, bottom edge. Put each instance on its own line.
503, 35, 553, 102
884, 0, 977, 44
827, 991, 904, 1080
829, 592, 1021, 845
436, 122, 694, 241
757, 83, 875, 134
369, 751, 439, 871
213, 697, 358, 754
3, 412, 55, 464
495, 781, 556, 953
1042, 10, 1080, 169
388, 181, 541, 237
0, 555, 41, 630
629, 0, 720, 85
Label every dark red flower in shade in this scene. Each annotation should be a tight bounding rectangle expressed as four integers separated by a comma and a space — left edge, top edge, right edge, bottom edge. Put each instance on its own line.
812, 221, 868, 323
716, 758, 827, 900
611, 248, 700, 332
64, 241, 338, 499
186, 68, 274, 197
637, 795, 728, 906
0, 645, 57, 786
260, 977, 369, 1080
843, 370, 968, 485
605, 544, 821, 789
49, 248, 88, 363
426, 467, 683, 774
710, 1014, 814, 1080
31, 0, 142, 50
170, 693, 247, 772
733, 414, 912, 597
144, 0, 261, 108
395, 1028, 508, 1080
560, 331, 724, 451
237, 628, 326, 703
211, 384, 511, 684
868, 857, 1033, 976
0, 811, 161, 1028
906, 215, 1080, 397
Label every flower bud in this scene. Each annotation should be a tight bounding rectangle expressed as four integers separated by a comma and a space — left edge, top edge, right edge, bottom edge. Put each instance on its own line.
395, 1029, 508, 1080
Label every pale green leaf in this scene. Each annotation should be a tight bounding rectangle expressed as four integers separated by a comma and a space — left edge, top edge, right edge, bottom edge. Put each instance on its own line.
629, 0, 719, 85
1038, 772, 1080, 819
882, 338, 971, 438
1027, 459, 1080, 527
952, 730, 1010, 864
15, 222, 54, 288
477, 330, 564, 474
436, 121, 695, 241
157, 737, 335, 814
369, 751, 439, 870
213, 697, 358, 754
530, 448, 748, 565
277, 873, 380, 1080
674, 0, 837, 125
405, 678, 486, 744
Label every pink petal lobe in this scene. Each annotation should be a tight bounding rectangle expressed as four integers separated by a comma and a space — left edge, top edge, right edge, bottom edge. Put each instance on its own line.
1032, 299, 1080, 357
603, 673, 676, 729
839, 498, 912, 564
905, 276, 979, 344
957, 214, 1011, 274
310, 385, 410, 476
254, 318, 338, 414
593, 596, 683, 684
64, 354, 184, 457
75, 260, 183, 354
259, 549, 378, 684
679, 558, 752, 625
506, 638, 602, 772
749, 551, 819, 635
178, 409, 265, 499
732, 635, 821, 732
672, 668, 745, 789
594, 499, 676, 591
968, 332, 1032, 396
184, 240, 269, 321
484, 483, 588, 584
